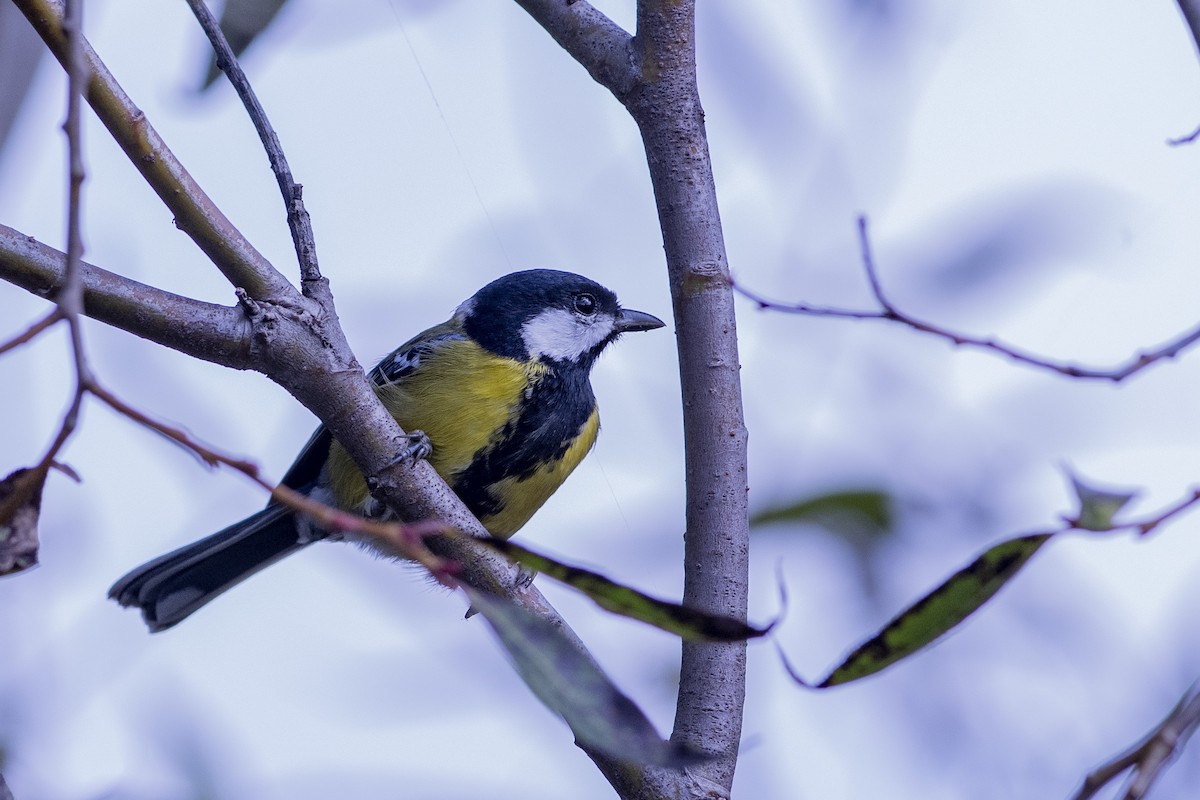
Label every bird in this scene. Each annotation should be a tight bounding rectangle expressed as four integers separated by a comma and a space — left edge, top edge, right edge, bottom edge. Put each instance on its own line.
109, 269, 664, 632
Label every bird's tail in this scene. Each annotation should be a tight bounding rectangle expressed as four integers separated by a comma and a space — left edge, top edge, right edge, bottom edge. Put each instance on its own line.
109, 504, 311, 632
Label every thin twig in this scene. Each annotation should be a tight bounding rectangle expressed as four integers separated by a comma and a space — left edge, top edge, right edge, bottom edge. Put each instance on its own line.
733, 216, 1200, 383
1093, 488, 1200, 538
3, 0, 93, 547
1072, 682, 1200, 800
1167, 125, 1200, 146
34, 0, 90, 480
87, 381, 455, 581
13, 0, 291, 299
185, 0, 321, 284
0, 308, 61, 356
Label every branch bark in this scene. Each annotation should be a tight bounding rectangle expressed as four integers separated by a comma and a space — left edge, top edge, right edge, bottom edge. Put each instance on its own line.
516, 1, 750, 796
0, 224, 253, 366
626, 4, 749, 791
511, 0, 639, 97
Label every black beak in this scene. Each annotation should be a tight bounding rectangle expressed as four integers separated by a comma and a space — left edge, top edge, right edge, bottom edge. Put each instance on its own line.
614, 308, 666, 333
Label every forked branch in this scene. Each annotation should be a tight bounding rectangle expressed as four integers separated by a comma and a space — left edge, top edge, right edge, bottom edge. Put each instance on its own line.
734, 217, 1200, 383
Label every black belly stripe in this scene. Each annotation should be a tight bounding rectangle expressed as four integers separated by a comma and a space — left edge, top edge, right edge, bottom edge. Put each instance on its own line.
451, 361, 596, 519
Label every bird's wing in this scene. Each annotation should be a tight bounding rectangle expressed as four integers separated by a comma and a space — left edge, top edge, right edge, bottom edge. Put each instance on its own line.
270, 318, 466, 501
275, 425, 333, 496
370, 319, 466, 386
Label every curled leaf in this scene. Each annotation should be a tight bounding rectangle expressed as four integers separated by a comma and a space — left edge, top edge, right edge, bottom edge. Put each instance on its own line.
480, 537, 769, 642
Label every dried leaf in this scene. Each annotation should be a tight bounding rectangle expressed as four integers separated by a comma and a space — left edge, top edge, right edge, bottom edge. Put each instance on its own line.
0, 467, 43, 576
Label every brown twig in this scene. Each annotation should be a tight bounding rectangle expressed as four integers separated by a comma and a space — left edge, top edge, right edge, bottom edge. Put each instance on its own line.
1071, 682, 1200, 800
184, 0, 321, 284
733, 216, 1200, 383
1077, 487, 1200, 538
33, 0, 90, 479
87, 380, 455, 581
0, 308, 61, 356
1129, 488, 1200, 536
1, 0, 92, 554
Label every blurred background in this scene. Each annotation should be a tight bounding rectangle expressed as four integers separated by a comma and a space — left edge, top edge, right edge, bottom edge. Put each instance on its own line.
3, 0, 1200, 797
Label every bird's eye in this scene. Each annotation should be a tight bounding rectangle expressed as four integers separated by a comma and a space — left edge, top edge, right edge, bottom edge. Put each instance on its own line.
573, 293, 597, 315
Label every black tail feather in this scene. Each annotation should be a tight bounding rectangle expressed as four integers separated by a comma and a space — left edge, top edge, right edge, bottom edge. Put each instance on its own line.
109, 505, 312, 632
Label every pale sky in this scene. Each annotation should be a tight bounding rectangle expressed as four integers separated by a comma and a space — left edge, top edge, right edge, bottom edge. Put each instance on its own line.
2, 1, 1200, 798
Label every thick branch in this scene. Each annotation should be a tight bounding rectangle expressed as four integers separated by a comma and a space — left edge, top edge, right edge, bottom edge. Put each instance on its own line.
0, 225, 253, 367
626, 2, 748, 794
516, 1, 749, 796
511, 0, 639, 97
13, 0, 292, 300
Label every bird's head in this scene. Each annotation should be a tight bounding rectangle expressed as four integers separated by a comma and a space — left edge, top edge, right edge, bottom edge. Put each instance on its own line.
457, 269, 665, 366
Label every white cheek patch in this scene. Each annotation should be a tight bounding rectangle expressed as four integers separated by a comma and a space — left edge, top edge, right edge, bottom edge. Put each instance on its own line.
521, 308, 617, 361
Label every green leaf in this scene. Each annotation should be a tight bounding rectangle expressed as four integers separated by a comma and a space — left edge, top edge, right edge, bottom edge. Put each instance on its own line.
817, 532, 1052, 687
750, 489, 892, 539
1069, 473, 1138, 531
464, 587, 709, 767
479, 537, 769, 642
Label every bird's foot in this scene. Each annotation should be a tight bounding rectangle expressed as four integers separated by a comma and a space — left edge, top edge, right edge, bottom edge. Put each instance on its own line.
515, 565, 537, 589
397, 430, 432, 463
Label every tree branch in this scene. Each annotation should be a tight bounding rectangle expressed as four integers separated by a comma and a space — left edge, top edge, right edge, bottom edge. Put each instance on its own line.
184, 0, 321, 285
734, 216, 1200, 383
0, 239, 584, 676
0, 227, 539, 607
1072, 682, 1200, 800
510, 0, 638, 98
1176, 0, 1200, 63
0, 307, 60, 356
627, 1, 748, 794
516, 1, 750, 795
2, 4, 585, 614
13, 0, 292, 300
0, 225, 253, 367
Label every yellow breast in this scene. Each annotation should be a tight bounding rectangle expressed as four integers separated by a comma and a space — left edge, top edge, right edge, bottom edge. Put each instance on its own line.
325, 339, 598, 537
